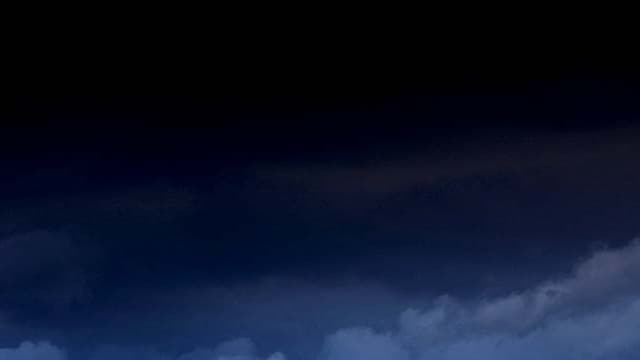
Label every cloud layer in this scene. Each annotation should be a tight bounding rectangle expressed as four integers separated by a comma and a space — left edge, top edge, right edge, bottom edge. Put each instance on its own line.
4, 240, 640, 359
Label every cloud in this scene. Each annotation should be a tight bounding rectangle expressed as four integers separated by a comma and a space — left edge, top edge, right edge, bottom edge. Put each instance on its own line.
0, 341, 66, 360
320, 240, 640, 360
6, 240, 640, 359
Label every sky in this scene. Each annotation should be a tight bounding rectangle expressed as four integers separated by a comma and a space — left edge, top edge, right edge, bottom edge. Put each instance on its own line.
2, 84, 640, 359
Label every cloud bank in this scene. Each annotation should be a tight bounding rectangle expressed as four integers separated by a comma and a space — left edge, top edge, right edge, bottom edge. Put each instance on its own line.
5, 240, 640, 359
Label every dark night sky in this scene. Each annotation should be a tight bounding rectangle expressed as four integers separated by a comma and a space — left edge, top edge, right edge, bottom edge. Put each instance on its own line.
2, 80, 640, 359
